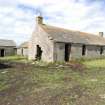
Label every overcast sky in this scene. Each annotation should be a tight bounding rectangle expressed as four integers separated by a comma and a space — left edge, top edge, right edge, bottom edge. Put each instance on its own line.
0, 0, 105, 45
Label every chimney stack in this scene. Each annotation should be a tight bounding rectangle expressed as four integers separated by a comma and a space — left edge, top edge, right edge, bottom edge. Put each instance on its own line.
99, 32, 104, 37
36, 16, 43, 24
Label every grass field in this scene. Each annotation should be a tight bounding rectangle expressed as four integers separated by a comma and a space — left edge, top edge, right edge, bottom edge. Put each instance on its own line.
0, 56, 105, 105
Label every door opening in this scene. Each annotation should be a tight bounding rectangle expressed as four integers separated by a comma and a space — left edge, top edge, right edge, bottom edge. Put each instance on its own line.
0, 49, 5, 57
82, 45, 86, 56
36, 45, 42, 60
100, 46, 103, 55
65, 44, 71, 62
21, 48, 23, 56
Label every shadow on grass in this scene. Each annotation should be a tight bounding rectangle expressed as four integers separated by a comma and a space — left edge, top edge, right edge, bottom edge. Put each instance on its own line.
0, 63, 12, 69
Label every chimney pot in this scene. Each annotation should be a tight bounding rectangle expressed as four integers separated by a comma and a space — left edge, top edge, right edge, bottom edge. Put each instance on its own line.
36, 16, 43, 24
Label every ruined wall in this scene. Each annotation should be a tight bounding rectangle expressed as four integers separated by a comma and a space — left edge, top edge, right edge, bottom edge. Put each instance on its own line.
28, 25, 54, 62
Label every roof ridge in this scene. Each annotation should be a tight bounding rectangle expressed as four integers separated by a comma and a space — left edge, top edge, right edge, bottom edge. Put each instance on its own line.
0, 39, 16, 47
40, 24, 76, 32
40, 24, 99, 37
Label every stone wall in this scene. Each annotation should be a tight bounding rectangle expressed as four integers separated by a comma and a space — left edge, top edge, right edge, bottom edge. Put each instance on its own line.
103, 47, 105, 56
17, 48, 28, 57
86, 45, 101, 58
53, 43, 105, 62
53, 43, 83, 61
70, 44, 83, 59
17, 48, 22, 55
53, 43, 65, 62
0, 46, 16, 56
23, 48, 28, 57
28, 25, 54, 62
71, 44, 105, 59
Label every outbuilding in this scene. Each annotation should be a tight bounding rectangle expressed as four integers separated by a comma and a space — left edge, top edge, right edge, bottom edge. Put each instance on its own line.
29, 16, 105, 62
0, 39, 16, 57
17, 41, 29, 57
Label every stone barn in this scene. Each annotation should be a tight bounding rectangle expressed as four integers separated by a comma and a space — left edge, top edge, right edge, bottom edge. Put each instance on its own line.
17, 41, 29, 57
29, 16, 105, 62
0, 39, 16, 57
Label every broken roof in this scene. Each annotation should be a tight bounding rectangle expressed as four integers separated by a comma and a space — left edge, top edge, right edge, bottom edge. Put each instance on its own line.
40, 24, 105, 46
0, 39, 16, 47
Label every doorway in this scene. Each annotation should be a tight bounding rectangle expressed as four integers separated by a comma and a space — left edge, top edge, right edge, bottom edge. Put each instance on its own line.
100, 46, 103, 55
82, 45, 86, 56
21, 48, 23, 56
0, 49, 5, 57
36, 45, 42, 60
65, 44, 71, 62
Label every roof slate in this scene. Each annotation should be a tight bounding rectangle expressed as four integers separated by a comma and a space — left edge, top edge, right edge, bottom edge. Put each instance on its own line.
40, 24, 105, 45
0, 39, 16, 47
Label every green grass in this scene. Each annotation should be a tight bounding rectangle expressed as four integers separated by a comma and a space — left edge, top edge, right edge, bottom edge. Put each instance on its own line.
83, 59, 105, 68
0, 56, 105, 105
0, 55, 25, 60
0, 55, 28, 62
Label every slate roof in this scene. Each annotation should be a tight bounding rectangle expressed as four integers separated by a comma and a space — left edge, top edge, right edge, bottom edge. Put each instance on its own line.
0, 39, 16, 47
40, 24, 105, 46
19, 41, 28, 48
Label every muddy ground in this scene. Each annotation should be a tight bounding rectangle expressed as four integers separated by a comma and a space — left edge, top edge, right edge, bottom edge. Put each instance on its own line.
0, 61, 105, 105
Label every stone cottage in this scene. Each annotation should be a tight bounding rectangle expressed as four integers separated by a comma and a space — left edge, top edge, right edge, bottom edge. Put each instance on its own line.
0, 39, 16, 57
17, 41, 29, 57
29, 16, 105, 62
